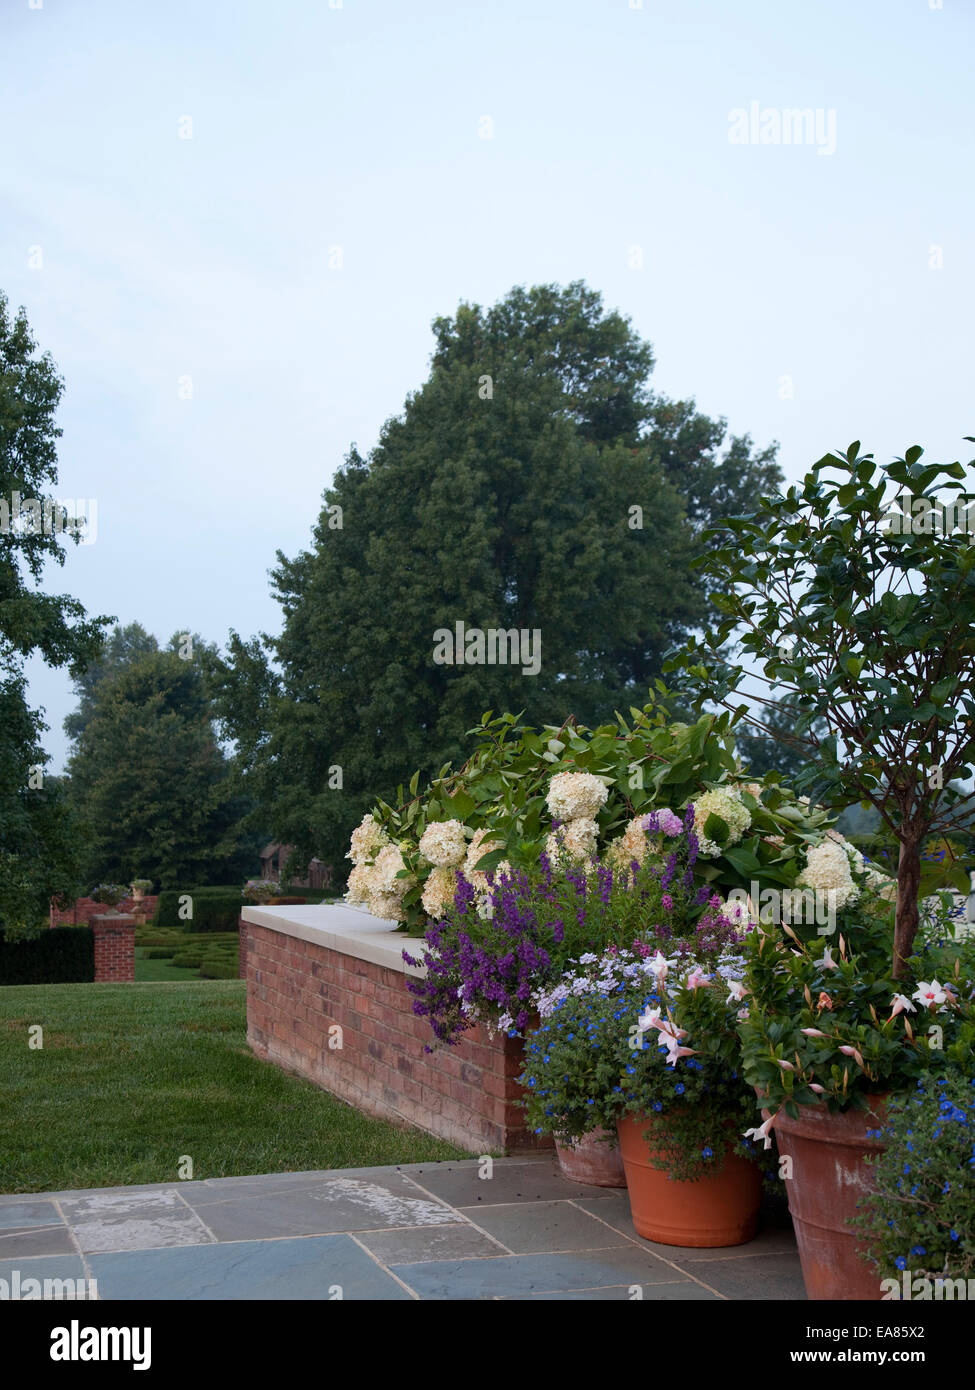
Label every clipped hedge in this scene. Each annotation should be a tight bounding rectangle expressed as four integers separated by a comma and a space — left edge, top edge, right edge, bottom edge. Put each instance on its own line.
0, 927, 95, 986
198, 959, 238, 979
152, 889, 243, 933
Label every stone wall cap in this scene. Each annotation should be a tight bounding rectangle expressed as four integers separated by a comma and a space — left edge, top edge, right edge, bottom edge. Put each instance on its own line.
240, 902, 427, 976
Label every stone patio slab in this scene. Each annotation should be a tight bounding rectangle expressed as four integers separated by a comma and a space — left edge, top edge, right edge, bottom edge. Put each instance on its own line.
0, 1224, 77, 1258
0, 1255, 89, 1292
189, 1176, 457, 1241
457, 1199, 634, 1254
58, 1190, 215, 1254
0, 1199, 64, 1228
87, 1234, 413, 1300
679, 1252, 808, 1301
389, 1244, 696, 1299
404, 1158, 614, 1208
355, 1222, 508, 1264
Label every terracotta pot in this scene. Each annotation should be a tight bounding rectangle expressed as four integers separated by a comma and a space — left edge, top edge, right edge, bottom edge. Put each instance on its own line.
616, 1113, 762, 1247
771, 1098, 887, 1301
555, 1129, 627, 1187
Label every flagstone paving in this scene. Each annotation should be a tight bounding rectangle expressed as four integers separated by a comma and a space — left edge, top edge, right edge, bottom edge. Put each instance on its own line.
0, 1156, 804, 1300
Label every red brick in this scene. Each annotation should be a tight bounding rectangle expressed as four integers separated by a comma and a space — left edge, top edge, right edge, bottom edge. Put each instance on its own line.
243, 920, 551, 1155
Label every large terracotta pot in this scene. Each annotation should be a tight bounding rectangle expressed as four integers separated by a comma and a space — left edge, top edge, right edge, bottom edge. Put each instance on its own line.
616, 1113, 762, 1247
555, 1129, 626, 1187
772, 1098, 887, 1301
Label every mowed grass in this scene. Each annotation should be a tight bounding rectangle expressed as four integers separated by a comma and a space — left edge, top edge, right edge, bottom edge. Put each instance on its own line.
134, 949, 202, 982
0, 981, 466, 1193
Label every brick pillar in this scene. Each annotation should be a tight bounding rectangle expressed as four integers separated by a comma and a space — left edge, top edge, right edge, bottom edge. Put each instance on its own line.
238, 916, 247, 979
91, 915, 136, 983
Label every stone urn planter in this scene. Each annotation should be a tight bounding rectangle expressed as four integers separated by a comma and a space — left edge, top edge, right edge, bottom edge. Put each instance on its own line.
770, 1098, 887, 1301
555, 1129, 626, 1187
616, 1114, 761, 1247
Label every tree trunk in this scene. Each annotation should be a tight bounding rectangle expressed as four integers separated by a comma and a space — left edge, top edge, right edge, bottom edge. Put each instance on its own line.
892, 836, 921, 979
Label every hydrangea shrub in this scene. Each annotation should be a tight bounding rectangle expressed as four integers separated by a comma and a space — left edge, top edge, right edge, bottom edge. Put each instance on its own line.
344, 699, 859, 933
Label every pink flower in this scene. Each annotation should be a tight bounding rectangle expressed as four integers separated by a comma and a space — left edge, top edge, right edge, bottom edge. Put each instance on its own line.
801, 1028, 827, 1038
809, 1083, 826, 1094
839, 1044, 865, 1068
685, 967, 710, 990
777, 1059, 795, 1071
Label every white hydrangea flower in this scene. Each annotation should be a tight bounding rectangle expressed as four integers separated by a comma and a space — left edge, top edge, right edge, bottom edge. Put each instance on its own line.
371, 843, 409, 893
421, 866, 457, 919
366, 892, 408, 922
345, 862, 374, 905
352, 843, 415, 922
693, 788, 752, 858
347, 813, 389, 865
798, 840, 859, 912
418, 819, 468, 868
463, 826, 505, 890
604, 816, 651, 871
546, 771, 609, 822
826, 827, 865, 875
545, 816, 598, 864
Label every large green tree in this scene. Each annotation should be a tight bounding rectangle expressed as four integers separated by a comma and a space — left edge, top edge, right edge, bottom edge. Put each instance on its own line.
210, 282, 780, 873
64, 619, 158, 743
66, 635, 260, 889
0, 293, 111, 933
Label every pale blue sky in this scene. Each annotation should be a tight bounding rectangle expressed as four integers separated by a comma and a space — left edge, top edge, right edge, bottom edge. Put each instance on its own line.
3, 0, 973, 769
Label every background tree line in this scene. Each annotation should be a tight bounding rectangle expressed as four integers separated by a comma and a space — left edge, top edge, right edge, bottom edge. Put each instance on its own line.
4, 280, 799, 920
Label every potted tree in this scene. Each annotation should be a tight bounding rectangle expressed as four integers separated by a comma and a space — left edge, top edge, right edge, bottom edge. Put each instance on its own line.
666, 439, 975, 1296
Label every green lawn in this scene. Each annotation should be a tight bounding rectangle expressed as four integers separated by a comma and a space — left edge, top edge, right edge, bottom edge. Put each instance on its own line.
134, 948, 203, 982
0, 980, 466, 1193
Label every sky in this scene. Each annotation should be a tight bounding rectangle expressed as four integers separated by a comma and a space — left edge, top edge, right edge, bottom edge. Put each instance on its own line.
2, 0, 973, 771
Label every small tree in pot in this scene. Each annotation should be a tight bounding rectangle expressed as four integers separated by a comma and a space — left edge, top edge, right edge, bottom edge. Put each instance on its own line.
666, 439, 975, 977
665, 440, 975, 1298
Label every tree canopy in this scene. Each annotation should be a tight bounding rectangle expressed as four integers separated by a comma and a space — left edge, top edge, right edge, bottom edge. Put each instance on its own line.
210, 281, 781, 874
65, 629, 261, 889
0, 292, 112, 932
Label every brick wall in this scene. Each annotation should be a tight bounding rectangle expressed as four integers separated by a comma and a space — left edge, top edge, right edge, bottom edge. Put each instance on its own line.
91, 916, 136, 982
245, 922, 550, 1155
51, 895, 159, 927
